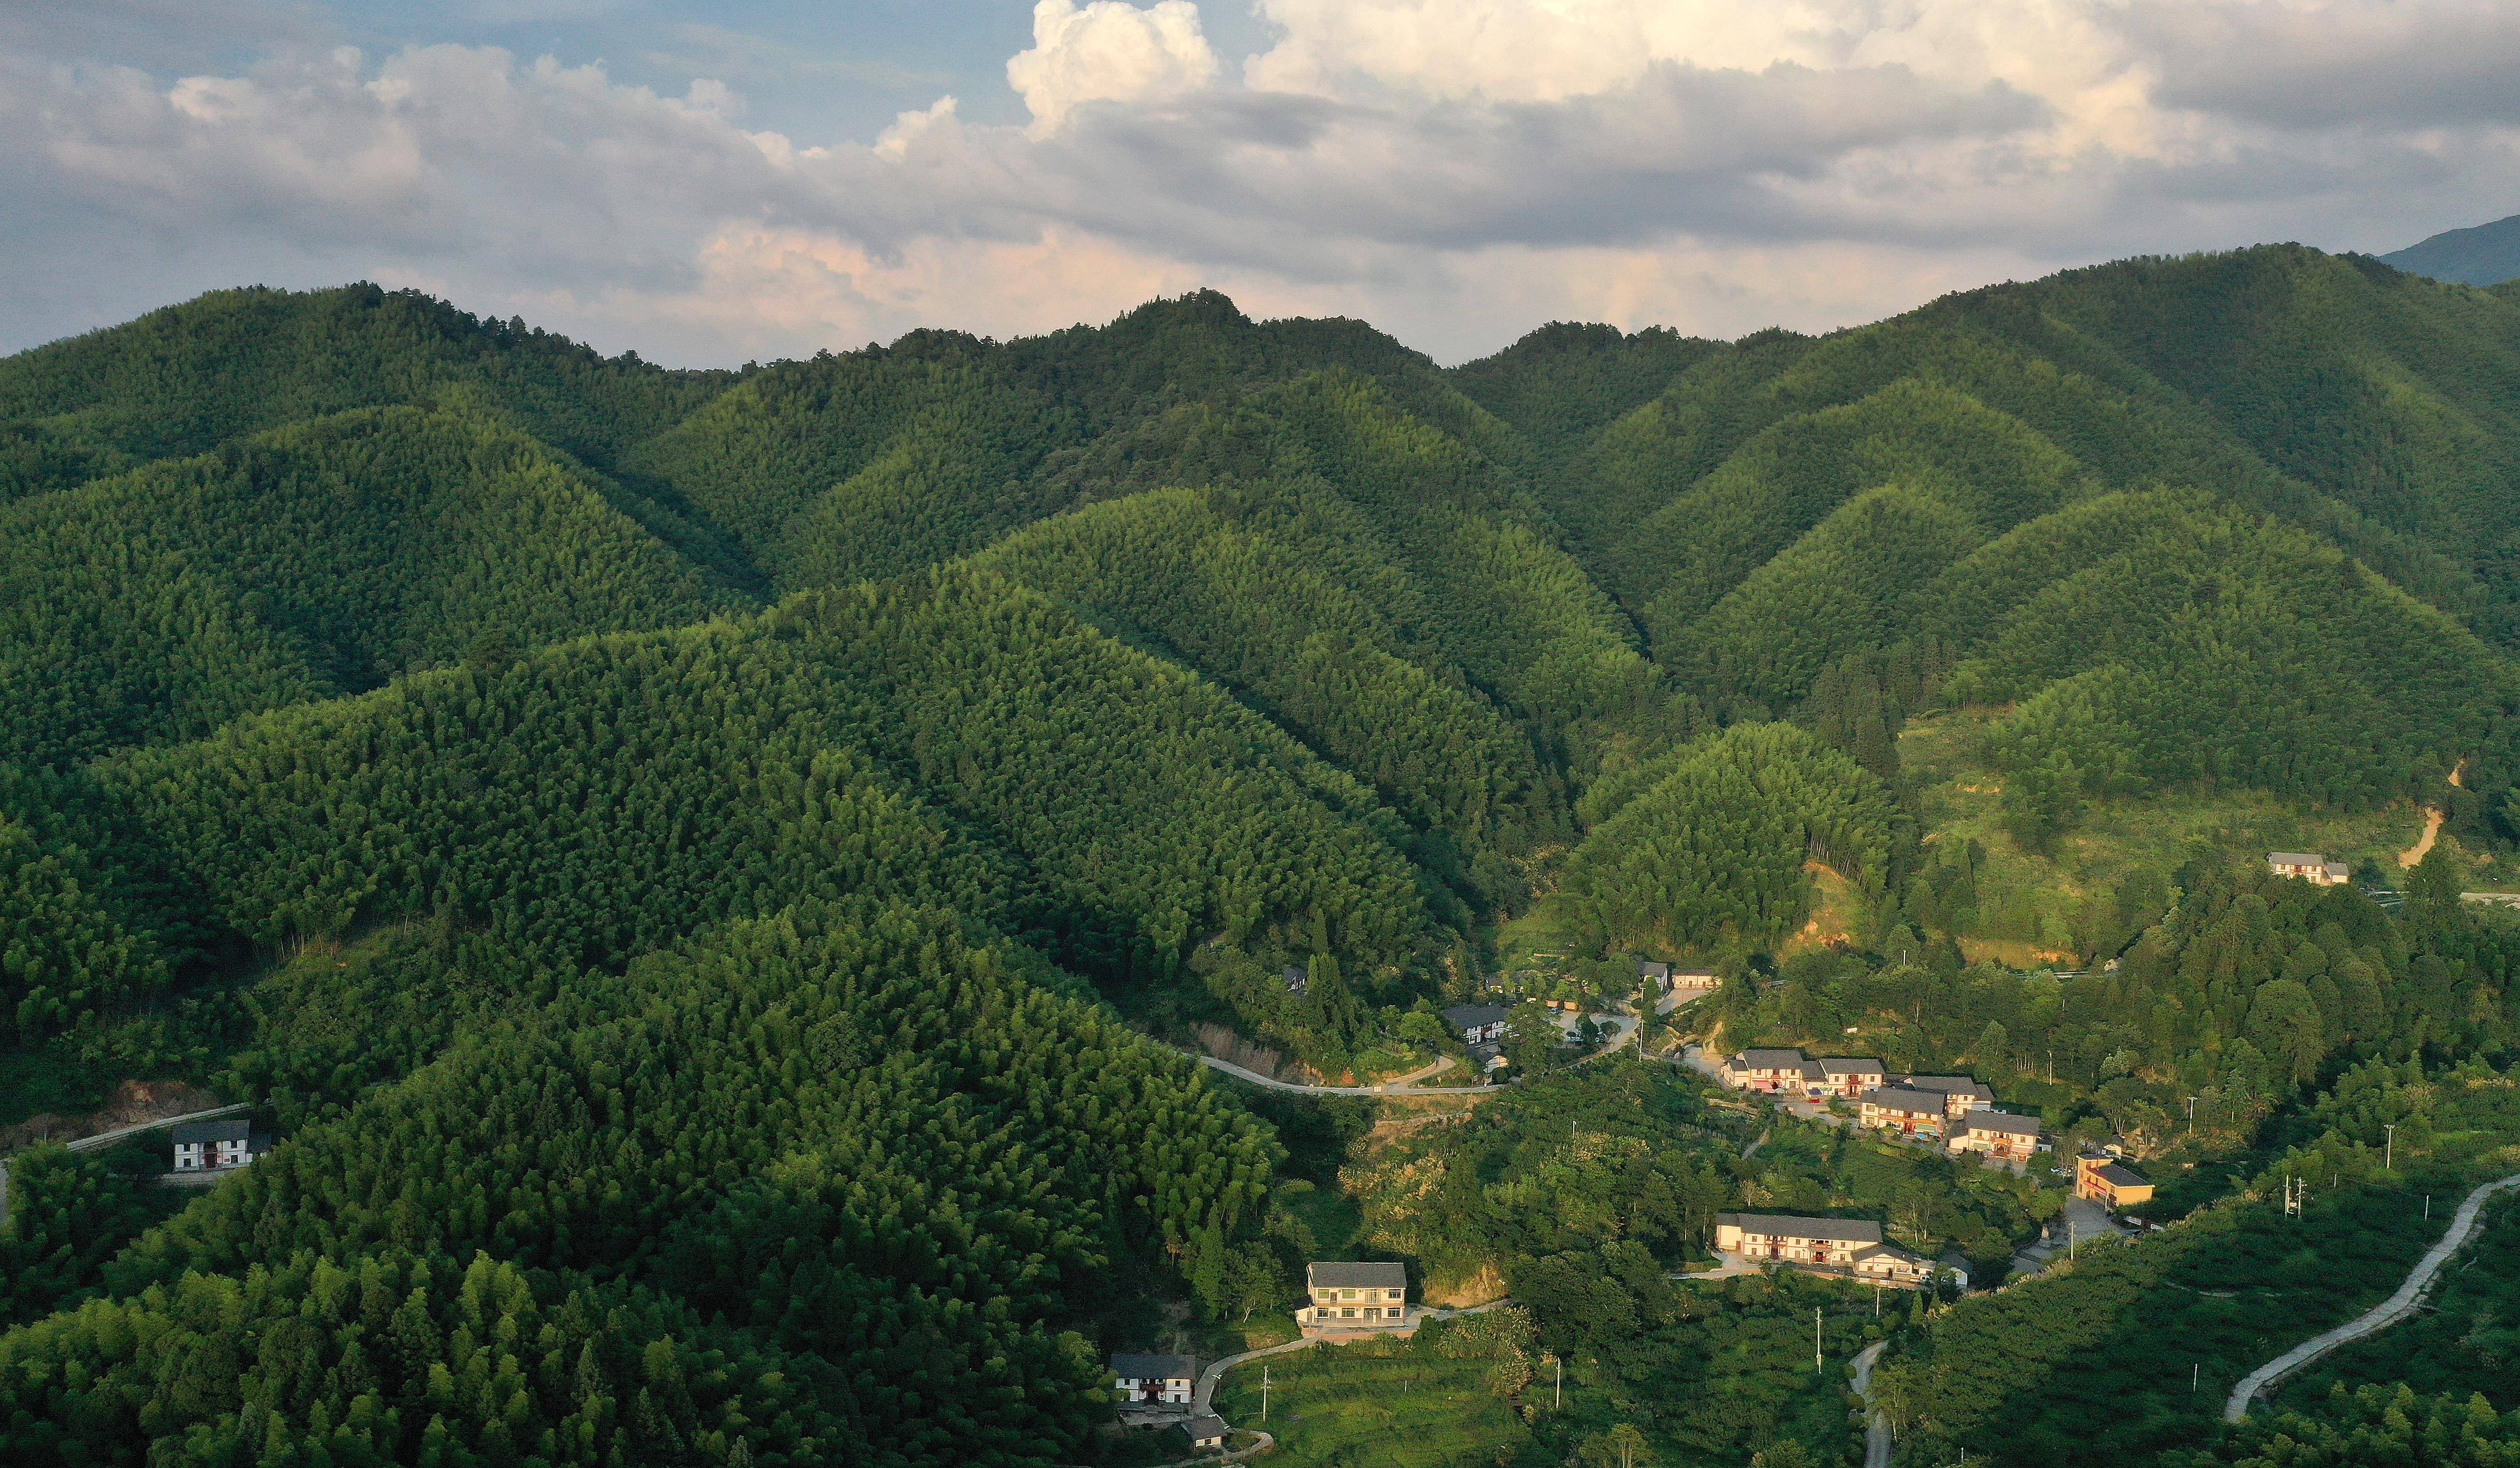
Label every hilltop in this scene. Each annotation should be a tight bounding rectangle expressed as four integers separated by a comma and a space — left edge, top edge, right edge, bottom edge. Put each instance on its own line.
2, 249, 2519, 1466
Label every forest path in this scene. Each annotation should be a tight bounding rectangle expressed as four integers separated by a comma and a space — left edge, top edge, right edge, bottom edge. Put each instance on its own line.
2223, 1170, 2520, 1422
1850, 1339, 1892, 1468
2401, 805, 2445, 867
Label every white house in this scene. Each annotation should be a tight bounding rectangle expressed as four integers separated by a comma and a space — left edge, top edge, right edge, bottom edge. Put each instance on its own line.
1111, 1353, 1194, 1405
1442, 1003, 1510, 1045
171, 1119, 254, 1173
1299, 1262, 1408, 1331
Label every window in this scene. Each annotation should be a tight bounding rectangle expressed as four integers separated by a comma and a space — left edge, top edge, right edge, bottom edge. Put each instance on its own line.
1341, 1308, 1356, 1319
1386, 1289, 1402, 1300
1386, 1307, 1403, 1319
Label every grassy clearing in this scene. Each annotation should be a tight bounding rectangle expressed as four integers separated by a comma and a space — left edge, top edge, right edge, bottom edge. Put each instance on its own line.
1214, 1342, 1532, 1468
1900, 708, 2469, 957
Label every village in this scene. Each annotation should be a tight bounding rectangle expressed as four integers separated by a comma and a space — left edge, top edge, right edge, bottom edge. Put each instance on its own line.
1106, 951, 2173, 1460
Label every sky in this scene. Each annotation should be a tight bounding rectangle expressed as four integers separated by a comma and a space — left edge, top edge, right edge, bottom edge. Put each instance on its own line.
5, 0, 2519, 367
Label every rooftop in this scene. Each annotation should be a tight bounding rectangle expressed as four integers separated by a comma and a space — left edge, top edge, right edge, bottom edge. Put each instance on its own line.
1308, 1261, 1407, 1290
1861, 1086, 1952, 1113
1442, 1003, 1510, 1028
1717, 1212, 1885, 1244
1815, 1057, 1886, 1074
172, 1119, 250, 1144
1183, 1415, 1231, 1442
1899, 1075, 1992, 1097
2269, 851, 2327, 866
2093, 1162, 2151, 1189
1731, 1048, 1808, 1068
1109, 1352, 1194, 1380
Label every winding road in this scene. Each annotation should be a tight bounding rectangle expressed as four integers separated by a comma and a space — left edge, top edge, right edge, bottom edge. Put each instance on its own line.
1850, 1339, 1893, 1468
2223, 1170, 2520, 1422
1189, 1003, 1673, 1098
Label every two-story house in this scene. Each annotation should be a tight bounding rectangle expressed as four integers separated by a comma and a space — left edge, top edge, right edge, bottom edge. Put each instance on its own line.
1298, 1262, 1408, 1332
1109, 1352, 1195, 1406
1721, 1048, 1816, 1093
2076, 1152, 2156, 1208
2268, 852, 2350, 886
171, 1119, 255, 1172
1636, 959, 1672, 994
1442, 1003, 1510, 1046
1857, 1086, 1952, 1138
1714, 1213, 1960, 1289
1715, 1212, 1880, 1267
1947, 1111, 2044, 1161
1809, 1057, 1887, 1099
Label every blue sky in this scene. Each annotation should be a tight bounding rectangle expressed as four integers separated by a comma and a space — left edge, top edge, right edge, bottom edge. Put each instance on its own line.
6, 1, 2517, 365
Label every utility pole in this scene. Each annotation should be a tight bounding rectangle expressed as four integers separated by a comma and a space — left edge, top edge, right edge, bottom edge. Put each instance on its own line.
2067, 1212, 2076, 1262
1261, 1363, 1270, 1422
2185, 1095, 2197, 1130
1555, 1356, 1563, 1410
1815, 1306, 1823, 1371
2385, 1124, 2396, 1172
2192, 1363, 2199, 1393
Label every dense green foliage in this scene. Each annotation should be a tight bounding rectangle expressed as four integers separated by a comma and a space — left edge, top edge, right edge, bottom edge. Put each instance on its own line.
8, 248, 2520, 1465
0, 1143, 181, 1327
1, 903, 1274, 1466
1562, 723, 1901, 951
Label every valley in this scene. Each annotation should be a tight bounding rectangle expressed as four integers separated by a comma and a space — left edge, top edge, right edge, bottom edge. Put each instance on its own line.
3, 251, 2520, 1467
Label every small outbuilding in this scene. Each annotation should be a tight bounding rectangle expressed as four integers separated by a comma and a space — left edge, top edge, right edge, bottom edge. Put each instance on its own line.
1180, 1414, 1229, 1450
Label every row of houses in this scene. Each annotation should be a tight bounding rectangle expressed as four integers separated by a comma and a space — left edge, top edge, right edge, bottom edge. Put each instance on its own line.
1717, 1048, 2052, 1160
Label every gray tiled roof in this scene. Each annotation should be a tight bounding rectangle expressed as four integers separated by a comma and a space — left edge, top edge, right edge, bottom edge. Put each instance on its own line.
1183, 1415, 1230, 1442
2269, 851, 2326, 867
1861, 1087, 1951, 1113
1731, 1048, 1808, 1069
1308, 1261, 1407, 1290
1815, 1057, 1885, 1074
1717, 1212, 1884, 1244
1109, 1352, 1194, 1381
172, 1119, 250, 1145
2093, 1162, 2151, 1188
1899, 1075, 1992, 1097
1443, 1004, 1510, 1029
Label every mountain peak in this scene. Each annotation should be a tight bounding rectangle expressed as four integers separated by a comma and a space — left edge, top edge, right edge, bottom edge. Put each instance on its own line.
2380, 211, 2520, 287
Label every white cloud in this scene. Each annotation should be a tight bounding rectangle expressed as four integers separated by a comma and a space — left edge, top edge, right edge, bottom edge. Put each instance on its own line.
1006, 0, 1218, 134
2, 1, 2518, 366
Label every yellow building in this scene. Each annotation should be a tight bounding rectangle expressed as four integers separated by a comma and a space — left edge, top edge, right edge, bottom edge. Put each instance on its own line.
1298, 1262, 1408, 1332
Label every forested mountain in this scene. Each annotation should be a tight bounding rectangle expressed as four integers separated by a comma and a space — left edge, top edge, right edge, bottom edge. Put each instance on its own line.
2383, 211, 2520, 288
6, 247, 2520, 1464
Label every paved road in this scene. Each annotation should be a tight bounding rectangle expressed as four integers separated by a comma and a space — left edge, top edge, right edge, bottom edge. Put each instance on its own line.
1193, 1052, 1501, 1096
1189, 998, 1687, 1099
2224, 1170, 2520, 1422
1850, 1340, 1892, 1468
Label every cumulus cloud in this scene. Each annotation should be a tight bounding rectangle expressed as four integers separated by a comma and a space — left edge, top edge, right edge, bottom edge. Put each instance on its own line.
3, 0, 2518, 365
1006, 0, 1218, 133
